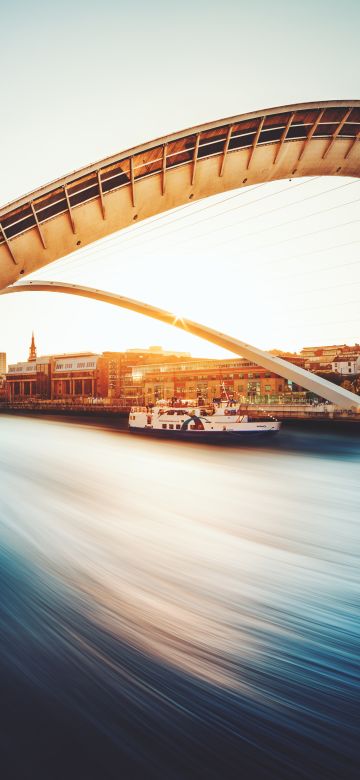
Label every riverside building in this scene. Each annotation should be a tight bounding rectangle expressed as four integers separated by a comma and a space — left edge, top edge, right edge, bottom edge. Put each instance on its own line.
300, 344, 360, 371
97, 347, 195, 406
51, 353, 100, 398
0, 353, 6, 401
131, 358, 294, 406
5, 338, 359, 406
0, 352, 6, 376
6, 334, 101, 402
332, 353, 360, 375
6, 357, 52, 401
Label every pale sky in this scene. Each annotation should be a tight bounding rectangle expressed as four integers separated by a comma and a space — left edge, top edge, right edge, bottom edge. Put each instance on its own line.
1, 0, 359, 364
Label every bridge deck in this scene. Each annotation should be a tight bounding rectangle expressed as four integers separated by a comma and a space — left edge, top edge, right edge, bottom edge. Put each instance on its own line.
0, 101, 359, 288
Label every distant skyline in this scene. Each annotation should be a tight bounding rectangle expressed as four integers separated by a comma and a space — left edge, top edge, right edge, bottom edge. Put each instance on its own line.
1, 0, 359, 362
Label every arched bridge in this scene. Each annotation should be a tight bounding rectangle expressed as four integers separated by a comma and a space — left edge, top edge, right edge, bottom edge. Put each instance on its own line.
2, 280, 359, 410
0, 100, 359, 289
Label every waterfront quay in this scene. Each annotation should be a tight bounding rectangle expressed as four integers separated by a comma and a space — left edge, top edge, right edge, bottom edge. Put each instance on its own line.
1, 399, 359, 427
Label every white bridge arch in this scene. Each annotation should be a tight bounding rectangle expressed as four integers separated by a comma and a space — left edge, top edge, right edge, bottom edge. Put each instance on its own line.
2, 279, 359, 410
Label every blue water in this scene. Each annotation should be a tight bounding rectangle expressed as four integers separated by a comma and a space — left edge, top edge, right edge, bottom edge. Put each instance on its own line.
0, 416, 359, 779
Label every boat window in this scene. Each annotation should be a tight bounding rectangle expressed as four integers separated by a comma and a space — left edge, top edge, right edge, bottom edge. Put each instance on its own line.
162, 424, 167, 429
176, 424, 181, 430
169, 424, 174, 430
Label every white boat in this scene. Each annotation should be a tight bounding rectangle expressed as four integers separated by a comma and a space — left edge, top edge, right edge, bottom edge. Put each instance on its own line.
128, 400, 281, 441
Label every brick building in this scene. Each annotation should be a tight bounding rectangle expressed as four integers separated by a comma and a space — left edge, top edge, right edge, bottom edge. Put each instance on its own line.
6, 357, 51, 401
51, 353, 100, 398
98, 347, 196, 405
131, 357, 297, 406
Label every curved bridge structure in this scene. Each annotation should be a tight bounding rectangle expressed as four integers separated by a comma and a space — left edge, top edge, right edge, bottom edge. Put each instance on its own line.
0, 100, 359, 289
2, 279, 359, 410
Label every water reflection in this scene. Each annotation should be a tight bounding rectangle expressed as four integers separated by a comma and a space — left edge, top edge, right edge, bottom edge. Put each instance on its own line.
0, 416, 359, 779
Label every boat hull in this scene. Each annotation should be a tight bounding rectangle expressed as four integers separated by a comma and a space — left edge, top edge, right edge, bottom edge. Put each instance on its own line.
128, 426, 279, 443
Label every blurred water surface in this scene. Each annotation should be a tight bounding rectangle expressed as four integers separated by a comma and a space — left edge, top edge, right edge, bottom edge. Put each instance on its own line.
0, 416, 359, 779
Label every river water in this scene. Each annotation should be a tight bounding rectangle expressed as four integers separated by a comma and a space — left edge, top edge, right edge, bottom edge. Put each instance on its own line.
0, 416, 359, 779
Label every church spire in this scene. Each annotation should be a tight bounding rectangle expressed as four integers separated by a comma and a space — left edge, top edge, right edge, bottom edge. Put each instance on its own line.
28, 332, 37, 362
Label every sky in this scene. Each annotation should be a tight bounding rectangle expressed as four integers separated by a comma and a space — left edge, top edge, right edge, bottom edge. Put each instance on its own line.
0, 0, 359, 364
